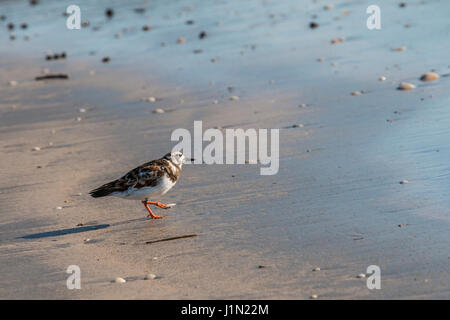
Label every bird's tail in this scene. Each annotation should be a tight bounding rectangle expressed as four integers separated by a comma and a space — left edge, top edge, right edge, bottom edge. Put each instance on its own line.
89, 181, 116, 198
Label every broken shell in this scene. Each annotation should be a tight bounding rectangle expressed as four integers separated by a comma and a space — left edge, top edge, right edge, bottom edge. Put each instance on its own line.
351, 91, 361, 96
153, 108, 165, 114
312, 267, 321, 271
400, 180, 409, 184
379, 76, 386, 81
229, 96, 239, 101
356, 273, 366, 279
310, 294, 319, 299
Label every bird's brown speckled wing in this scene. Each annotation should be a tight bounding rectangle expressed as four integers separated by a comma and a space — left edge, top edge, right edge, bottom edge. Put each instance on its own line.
90, 159, 168, 197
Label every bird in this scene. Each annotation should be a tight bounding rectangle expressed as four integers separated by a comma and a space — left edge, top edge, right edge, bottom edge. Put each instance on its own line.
90, 152, 192, 219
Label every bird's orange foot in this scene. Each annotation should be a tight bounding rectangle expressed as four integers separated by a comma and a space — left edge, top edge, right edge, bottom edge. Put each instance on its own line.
142, 201, 164, 219
146, 201, 173, 209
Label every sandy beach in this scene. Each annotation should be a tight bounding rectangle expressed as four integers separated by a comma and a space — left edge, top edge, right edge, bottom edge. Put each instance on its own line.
1, 0, 449, 299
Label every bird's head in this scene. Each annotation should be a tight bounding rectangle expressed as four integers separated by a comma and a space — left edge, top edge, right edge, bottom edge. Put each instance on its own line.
164, 151, 194, 166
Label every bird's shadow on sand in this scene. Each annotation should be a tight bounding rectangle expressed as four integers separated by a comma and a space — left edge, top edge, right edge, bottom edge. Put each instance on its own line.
19, 217, 148, 239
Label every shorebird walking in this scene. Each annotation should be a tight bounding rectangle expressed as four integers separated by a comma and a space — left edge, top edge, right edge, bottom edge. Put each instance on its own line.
90, 152, 191, 219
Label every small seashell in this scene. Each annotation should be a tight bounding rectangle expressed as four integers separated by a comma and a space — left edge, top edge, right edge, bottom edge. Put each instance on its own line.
8, 80, 18, 87
144, 273, 157, 280
177, 37, 186, 44
79, 108, 86, 113
229, 96, 239, 101
32, 146, 41, 151
84, 238, 91, 243
56, 206, 63, 210
292, 124, 304, 128
420, 72, 440, 82
324, 4, 333, 10
400, 180, 409, 184
316, 58, 323, 62
393, 46, 406, 52
312, 267, 321, 271
299, 103, 307, 108
114, 277, 126, 283
351, 91, 361, 96
153, 108, 165, 114
310, 294, 319, 299
379, 76, 386, 81
114, 33, 122, 39
356, 273, 366, 279
397, 82, 415, 91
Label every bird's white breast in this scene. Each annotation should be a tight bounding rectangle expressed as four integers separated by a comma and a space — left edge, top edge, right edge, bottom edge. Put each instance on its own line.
112, 174, 176, 200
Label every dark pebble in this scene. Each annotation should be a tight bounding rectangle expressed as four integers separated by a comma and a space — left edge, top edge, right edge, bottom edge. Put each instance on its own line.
0, 15, 6, 21
399, 2, 406, 7
20, 23, 28, 29
142, 25, 151, 31
105, 8, 114, 18
199, 31, 207, 39
7, 23, 14, 30
309, 22, 319, 29
186, 20, 195, 25
102, 57, 110, 63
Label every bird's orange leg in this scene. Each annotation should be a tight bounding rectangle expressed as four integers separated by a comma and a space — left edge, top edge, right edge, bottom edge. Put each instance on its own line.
146, 201, 172, 209
142, 201, 163, 219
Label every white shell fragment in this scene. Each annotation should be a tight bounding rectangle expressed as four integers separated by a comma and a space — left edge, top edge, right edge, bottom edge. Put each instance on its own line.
115, 277, 126, 283
356, 273, 366, 279
229, 96, 239, 101
153, 108, 165, 114
144, 273, 157, 280
400, 180, 409, 184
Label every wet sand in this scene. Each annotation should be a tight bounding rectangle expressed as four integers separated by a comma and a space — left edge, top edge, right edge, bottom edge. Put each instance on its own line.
1, 0, 450, 299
